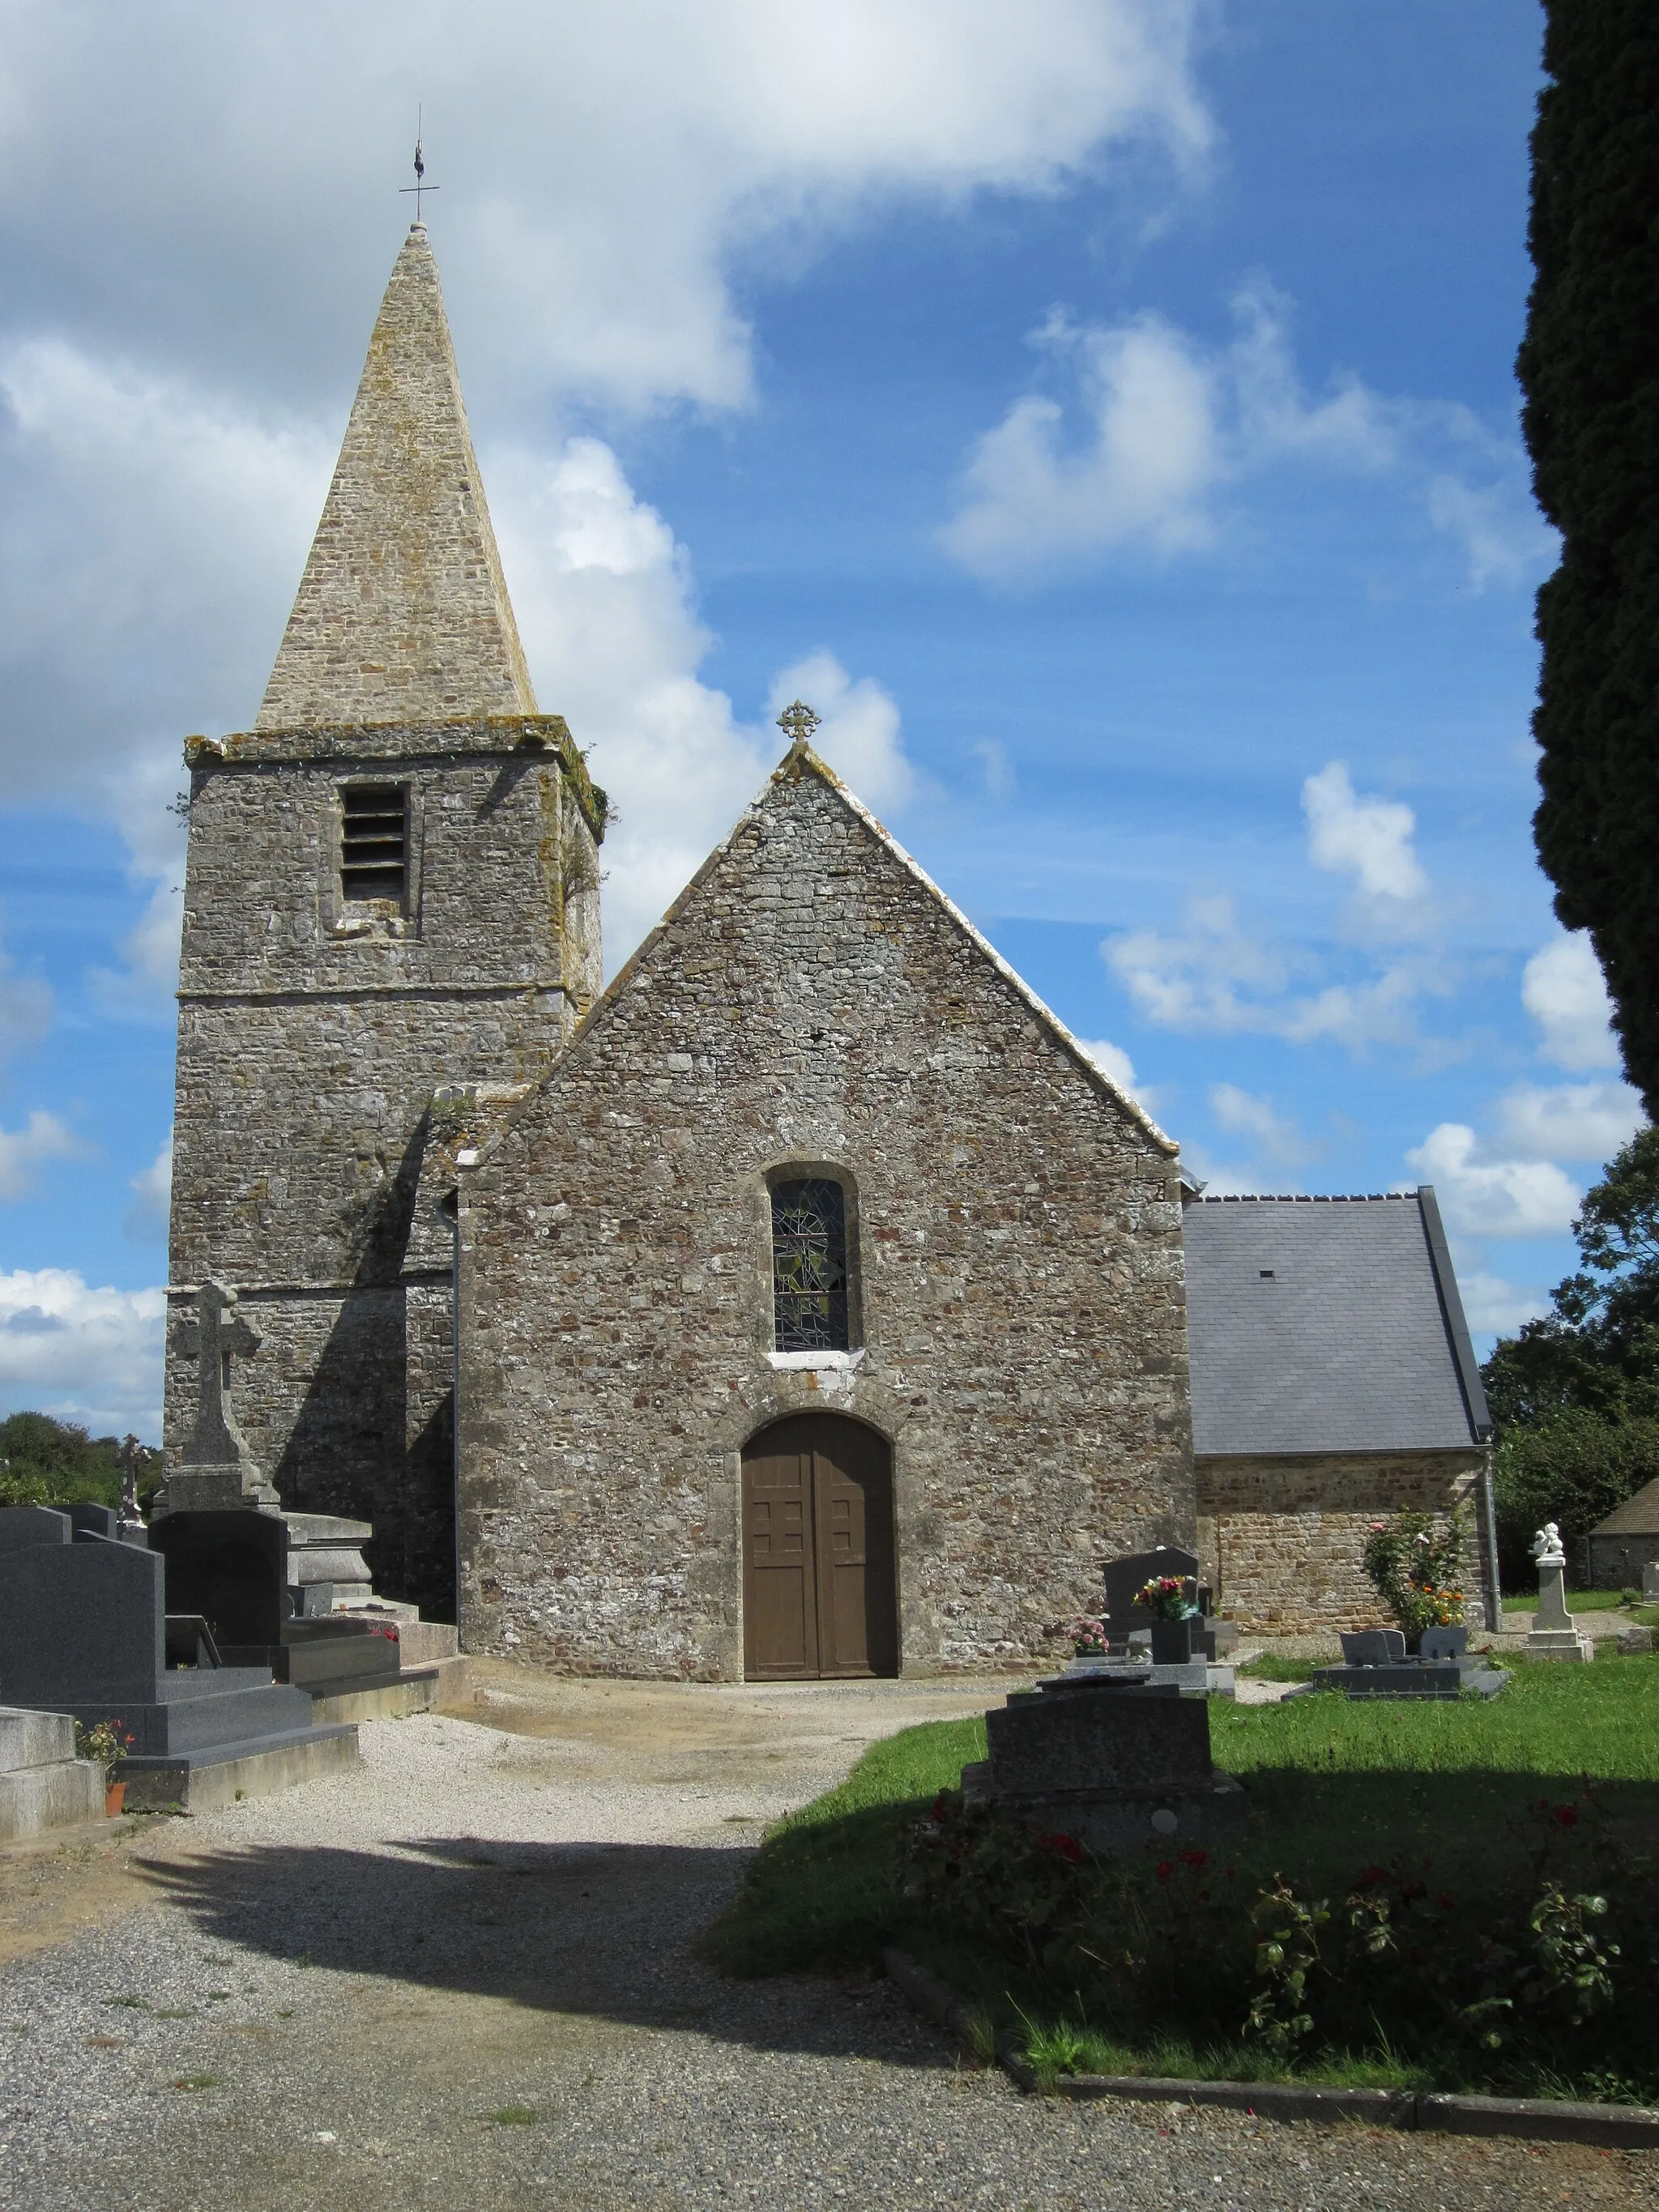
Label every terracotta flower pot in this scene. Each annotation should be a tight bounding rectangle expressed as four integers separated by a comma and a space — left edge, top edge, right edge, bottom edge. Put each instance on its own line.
1149, 1617, 1194, 1664
104, 1781, 126, 1818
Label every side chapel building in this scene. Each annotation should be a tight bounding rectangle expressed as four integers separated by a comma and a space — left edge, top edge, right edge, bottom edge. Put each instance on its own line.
165, 224, 1496, 1674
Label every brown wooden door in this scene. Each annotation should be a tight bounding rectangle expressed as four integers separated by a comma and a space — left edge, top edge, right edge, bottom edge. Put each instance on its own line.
742, 1415, 897, 1680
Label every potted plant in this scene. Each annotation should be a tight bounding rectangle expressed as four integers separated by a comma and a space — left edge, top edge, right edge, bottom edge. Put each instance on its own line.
1135, 1574, 1199, 1663
75, 1719, 135, 1816
1068, 1616, 1110, 1668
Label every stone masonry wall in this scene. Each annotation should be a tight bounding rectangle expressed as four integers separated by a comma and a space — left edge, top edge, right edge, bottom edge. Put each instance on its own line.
456, 754, 1195, 1678
166, 717, 601, 1614
1195, 1450, 1486, 1634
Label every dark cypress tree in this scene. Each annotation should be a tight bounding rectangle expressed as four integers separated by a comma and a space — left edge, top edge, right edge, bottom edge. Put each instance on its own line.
1517, 6, 1659, 1115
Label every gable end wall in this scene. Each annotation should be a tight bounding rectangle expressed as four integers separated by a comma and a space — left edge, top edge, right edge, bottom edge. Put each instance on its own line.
455, 768, 1195, 1677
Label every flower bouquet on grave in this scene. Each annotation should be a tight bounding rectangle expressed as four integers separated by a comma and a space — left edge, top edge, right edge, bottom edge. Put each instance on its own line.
75, 1718, 136, 1816
1134, 1575, 1201, 1664
1070, 1617, 1110, 1660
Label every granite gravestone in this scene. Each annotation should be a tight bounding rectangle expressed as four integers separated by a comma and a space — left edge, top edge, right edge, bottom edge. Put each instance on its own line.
150, 1511, 400, 1694
1301, 1621, 1504, 1700
962, 1676, 1246, 1852
0, 1518, 355, 1807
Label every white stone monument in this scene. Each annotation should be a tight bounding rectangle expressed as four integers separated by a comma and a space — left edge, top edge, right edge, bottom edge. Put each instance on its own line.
1525, 1522, 1593, 1661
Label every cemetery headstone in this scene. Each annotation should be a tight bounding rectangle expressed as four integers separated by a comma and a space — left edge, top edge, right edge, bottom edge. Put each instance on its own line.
0, 1507, 70, 1554
1307, 1618, 1503, 1700
153, 1280, 279, 1514
962, 1673, 1245, 1853
0, 1529, 356, 1807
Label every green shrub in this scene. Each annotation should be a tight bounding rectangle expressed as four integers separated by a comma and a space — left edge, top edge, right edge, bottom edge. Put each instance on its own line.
0, 1412, 159, 1511
1493, 1410, 1659, 1585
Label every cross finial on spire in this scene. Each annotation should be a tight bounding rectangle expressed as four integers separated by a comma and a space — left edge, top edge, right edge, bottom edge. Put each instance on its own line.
400, 107, 439, 222
777, 699, 821, 748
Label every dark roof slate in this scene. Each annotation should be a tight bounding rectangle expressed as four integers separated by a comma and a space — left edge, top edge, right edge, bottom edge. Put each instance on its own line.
1183, 1190, 1486, 1457
1590, 1476, 1659, 1537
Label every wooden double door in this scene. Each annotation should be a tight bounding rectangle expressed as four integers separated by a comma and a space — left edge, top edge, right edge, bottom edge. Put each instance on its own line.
742, 1414, 898, 1680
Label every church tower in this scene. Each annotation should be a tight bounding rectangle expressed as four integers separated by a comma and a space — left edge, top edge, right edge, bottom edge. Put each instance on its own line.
165, 223, 605, 1615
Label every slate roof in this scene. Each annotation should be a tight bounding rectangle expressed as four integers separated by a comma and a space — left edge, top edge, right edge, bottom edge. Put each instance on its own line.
1590, 1475, 1659, 1537
1183, 1189, 1490, 1456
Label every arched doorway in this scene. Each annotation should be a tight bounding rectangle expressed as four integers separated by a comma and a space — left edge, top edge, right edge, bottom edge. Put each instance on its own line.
741, 1413, 898, 1680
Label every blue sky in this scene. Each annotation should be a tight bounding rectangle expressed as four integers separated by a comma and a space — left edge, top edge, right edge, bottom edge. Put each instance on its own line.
0, 0, 1642, 1438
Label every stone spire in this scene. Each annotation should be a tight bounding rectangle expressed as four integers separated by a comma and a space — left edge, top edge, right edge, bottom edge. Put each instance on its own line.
257, 224, 536, 729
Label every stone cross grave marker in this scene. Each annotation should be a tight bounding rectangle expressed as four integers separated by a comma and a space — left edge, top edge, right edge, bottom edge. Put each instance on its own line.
158, 1281, 279, 1512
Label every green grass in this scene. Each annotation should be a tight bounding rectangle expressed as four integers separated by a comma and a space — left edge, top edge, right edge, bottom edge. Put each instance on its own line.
1235, 1652, 1319, 1682
1503, 1588, 1638, 1613
705, 1658, 1659, 2099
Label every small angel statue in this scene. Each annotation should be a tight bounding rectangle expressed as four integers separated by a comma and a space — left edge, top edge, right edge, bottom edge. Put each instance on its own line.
1531, 1521, 1567, 1565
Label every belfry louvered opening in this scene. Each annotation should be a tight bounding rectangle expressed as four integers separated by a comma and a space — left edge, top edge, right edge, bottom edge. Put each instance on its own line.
339, 784, 407, 906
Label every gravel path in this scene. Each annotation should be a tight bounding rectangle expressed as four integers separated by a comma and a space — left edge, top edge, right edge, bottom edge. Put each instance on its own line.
0, 1672, 1654, 2212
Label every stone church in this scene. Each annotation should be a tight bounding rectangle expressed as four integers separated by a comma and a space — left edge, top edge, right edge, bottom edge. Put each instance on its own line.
165, 224, 1495, 1673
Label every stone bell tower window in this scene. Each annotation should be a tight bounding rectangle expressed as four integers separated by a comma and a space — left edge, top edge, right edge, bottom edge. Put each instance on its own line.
771, 1178, 851, 1353
340, 784, 407, 906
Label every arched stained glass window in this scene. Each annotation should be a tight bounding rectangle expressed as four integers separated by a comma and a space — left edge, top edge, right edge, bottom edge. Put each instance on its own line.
771, 1178, 850, 1353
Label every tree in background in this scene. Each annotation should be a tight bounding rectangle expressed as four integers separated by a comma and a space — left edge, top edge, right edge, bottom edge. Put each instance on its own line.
1516, 5, 1659, 1114
1482, 1127, 1659, 1581
0, 1412, 160, 1511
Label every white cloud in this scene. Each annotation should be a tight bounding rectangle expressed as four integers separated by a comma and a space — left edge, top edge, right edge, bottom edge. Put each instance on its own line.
0, 1268, 164, 1440
1455, 1267, 1550, 1339
0, 5, 1206, 974
1103, 891, 1443, 1056
1405, 1123, 1580, 1240
495, 436, 911, 964
1490, 1081, 1644, 1167
1302, 761, 1427, 915
942, 279, 1548, 588
0, 6, 1209, 422
1077, 1038, 1163, 1119
940, 310, 1220, 577
1209, 1081, 1308, 1169
1522, 931, 1622, 1072
0, 1110, 81, 1201
1426, 471, 1557, 590
767, 653, 913, 816
0, 336, 331, 808
122, 1133, 172, 1243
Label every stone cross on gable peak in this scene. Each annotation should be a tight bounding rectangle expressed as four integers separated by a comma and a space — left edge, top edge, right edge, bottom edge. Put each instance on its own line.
776, 699, 821, 748
171, 1279, 261, 1470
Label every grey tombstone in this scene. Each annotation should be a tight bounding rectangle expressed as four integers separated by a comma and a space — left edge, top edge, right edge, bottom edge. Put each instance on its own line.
1339, 1628, 1408, 1666
0, 1539, 164, 1707
1419, 1626, 1469, 1661
1102, 1546, 1199, 1639
65, 1503, 119, 1543
964, 1674, 1246, 1853
0, 1507, 70, 1554
0, 1528, 356, 1798
149, 1511, 290, 1652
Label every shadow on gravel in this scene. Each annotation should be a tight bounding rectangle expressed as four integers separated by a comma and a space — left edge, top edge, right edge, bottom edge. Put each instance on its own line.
133, 1837, 941, 2065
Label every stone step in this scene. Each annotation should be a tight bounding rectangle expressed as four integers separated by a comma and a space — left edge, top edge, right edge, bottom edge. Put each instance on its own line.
308, 1656, 471, 1726
395, 1619, 459, 1666
0, 1706, 75, 1775
0, 1754, 106, 1843
114, 1720, 360, 1813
